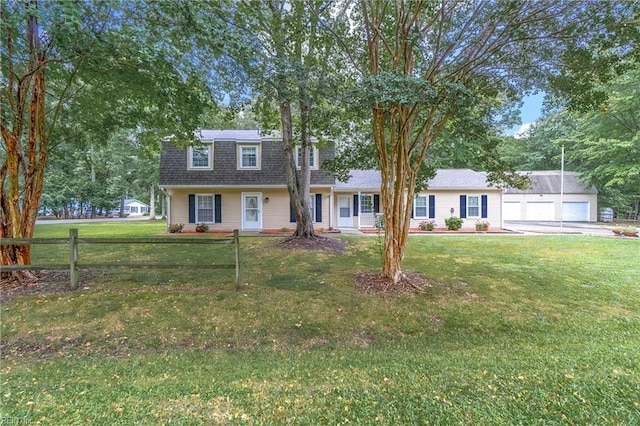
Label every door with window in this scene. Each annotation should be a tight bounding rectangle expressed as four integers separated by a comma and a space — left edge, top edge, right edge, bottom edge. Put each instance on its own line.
337, 195, 352, 227
242, 193, 262, 230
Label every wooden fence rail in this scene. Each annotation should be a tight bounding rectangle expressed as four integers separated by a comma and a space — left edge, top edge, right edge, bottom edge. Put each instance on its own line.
1, 229, 241, 290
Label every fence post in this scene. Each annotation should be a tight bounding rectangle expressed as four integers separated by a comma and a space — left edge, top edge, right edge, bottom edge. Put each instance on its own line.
234, 229, 241, 291
69, 228, 79, 290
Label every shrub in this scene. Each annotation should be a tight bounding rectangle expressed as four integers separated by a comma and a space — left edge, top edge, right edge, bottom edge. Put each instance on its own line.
475, 219, 490, 231
195, 223, 209, 233
419, 219, 436, 231
168, 223, 184, 233
444, 216, 463, 230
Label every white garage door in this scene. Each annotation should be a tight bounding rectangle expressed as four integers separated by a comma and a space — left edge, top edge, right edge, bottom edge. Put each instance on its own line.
503, 201, 521, 220
526, 201, 555, 221
562, 202, 589, 221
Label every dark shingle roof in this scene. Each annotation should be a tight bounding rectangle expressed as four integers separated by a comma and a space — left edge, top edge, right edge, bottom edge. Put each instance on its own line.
159, 130, 334, 187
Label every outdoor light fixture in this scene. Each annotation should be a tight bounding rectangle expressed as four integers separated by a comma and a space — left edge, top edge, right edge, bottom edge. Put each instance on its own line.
265, 197, 269, 203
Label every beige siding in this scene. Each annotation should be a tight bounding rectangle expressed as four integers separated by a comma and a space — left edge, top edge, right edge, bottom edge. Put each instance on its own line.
166, 187, 332, 231
409, 191, 502, 229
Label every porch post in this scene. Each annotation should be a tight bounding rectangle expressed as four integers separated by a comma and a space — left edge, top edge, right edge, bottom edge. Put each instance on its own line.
357, 191, 361, 229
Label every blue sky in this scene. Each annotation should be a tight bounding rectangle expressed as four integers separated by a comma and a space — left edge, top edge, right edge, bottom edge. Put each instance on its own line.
509, 93, 545, 137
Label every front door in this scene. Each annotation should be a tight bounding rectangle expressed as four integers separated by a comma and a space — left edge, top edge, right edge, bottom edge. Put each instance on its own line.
337, 195, 352, 227
242, 193, 262, 230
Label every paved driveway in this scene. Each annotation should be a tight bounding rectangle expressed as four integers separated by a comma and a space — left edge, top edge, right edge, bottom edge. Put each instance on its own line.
503, 221, 619, 237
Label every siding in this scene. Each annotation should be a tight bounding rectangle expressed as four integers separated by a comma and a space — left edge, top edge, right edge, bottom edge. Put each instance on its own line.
167, 188, 332, 231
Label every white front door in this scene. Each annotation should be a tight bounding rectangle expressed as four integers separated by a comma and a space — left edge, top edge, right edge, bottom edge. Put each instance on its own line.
242, 193, 262, 230
337, 195, 352, 227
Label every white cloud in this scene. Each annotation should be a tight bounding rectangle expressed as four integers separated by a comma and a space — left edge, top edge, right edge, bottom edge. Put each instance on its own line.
514, 123, 532, 139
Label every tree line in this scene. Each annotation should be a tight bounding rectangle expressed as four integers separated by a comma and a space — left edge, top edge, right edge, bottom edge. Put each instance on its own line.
2, 0, 638, 284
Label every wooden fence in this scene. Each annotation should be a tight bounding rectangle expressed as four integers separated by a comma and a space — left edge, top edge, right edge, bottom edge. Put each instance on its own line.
1, 229, 241, 290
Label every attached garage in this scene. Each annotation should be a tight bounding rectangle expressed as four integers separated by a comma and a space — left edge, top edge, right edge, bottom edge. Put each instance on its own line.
526, 201, 555, 221
503, 201, 521, 220
562, 201, 590, 221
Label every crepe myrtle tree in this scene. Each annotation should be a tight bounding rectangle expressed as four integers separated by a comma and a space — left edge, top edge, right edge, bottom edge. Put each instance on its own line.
1, 0, 211, 278
352, 0, 630, 284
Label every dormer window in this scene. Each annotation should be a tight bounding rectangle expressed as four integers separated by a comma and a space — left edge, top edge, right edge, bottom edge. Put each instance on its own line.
238, 143, 261, 169
188, 143, 213, 169
295, 146, 318, 169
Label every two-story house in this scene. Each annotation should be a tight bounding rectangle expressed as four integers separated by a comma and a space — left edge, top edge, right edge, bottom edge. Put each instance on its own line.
159, 129, 506, 232
159, 129, 335, 231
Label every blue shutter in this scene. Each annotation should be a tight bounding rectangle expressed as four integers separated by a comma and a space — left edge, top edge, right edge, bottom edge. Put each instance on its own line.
429, 195, 435, 219
214, 194, 222, 223
290, 203, 296, 222
315, 194, 322, 222
188, 194, 195, 223
373, 194, 380, 213
353, 194, 359, 217
481, 195, 488, 219
460, 195, 467, 218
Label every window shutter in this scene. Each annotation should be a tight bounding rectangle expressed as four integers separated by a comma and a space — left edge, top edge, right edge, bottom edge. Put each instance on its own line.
315, 194, 322, 222
290, 203, 296, 222
353, 194, 359, 217
460, 195, 467, 218
214, 194, 222, 223
188, 194, 195, 223
373, 194, 380, 213
481, 195, 488, 218
429, 195, 435, 219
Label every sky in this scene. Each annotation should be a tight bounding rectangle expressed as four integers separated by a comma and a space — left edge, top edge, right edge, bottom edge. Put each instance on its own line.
510, 93, 545, 138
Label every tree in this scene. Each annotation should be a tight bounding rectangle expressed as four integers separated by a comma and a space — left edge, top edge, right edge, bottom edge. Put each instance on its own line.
182, 0, 350, 238
565, 67, 640, 219
1, 0, 212, 275
352, 0, 625, 283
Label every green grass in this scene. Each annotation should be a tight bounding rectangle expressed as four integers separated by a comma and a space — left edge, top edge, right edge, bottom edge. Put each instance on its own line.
1, 222, 639, 424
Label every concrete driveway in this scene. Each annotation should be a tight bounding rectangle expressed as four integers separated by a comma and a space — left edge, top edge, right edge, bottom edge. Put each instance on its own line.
503, 221, 621, 237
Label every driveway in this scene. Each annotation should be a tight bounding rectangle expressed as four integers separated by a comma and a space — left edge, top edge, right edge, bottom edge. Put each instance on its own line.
503, 221, 618, 237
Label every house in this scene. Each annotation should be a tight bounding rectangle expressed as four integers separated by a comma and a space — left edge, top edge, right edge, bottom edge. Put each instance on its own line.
159, 130, 335, 231
110, 198, 150, 217
334, 169, 502, 230
503, 171, 598, 222
159, 130, 504, 231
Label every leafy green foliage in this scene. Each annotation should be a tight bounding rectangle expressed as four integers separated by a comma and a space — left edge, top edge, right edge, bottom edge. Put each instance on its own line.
444, 216, 464, 231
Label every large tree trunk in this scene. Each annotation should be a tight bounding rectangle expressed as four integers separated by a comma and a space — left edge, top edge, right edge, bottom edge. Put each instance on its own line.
279, 98, 315, 238
1, 2, 47, 277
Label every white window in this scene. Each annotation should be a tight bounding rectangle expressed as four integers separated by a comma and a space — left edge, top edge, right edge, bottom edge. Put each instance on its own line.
295, 146, 318, 169
196, 194, 214, 222
189, 144, 212, 169
238, 144, 260, 169
130, 206, 139, 214
360, 194, 373, 215
414, 196, 428, 218
467, 195, 480, 217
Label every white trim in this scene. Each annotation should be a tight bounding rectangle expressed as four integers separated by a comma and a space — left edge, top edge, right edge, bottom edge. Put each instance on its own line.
188, 143, 213, 170
237, 143, 261, 170
241, 192, 262, 230
195, 193, 215, 223
295, 146, 319, 170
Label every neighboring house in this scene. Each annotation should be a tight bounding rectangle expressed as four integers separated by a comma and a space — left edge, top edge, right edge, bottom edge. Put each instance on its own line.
334, 169, 502, 229
111, 199, 150, 217
159, 130, 335, 231
503, 171, 598, 222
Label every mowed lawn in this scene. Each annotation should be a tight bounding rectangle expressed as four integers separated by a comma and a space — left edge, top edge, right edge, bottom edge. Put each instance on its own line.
1, 221, 639, 425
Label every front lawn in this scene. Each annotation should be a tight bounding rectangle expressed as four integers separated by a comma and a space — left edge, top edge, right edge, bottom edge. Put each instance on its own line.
1, 222, 638, 424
